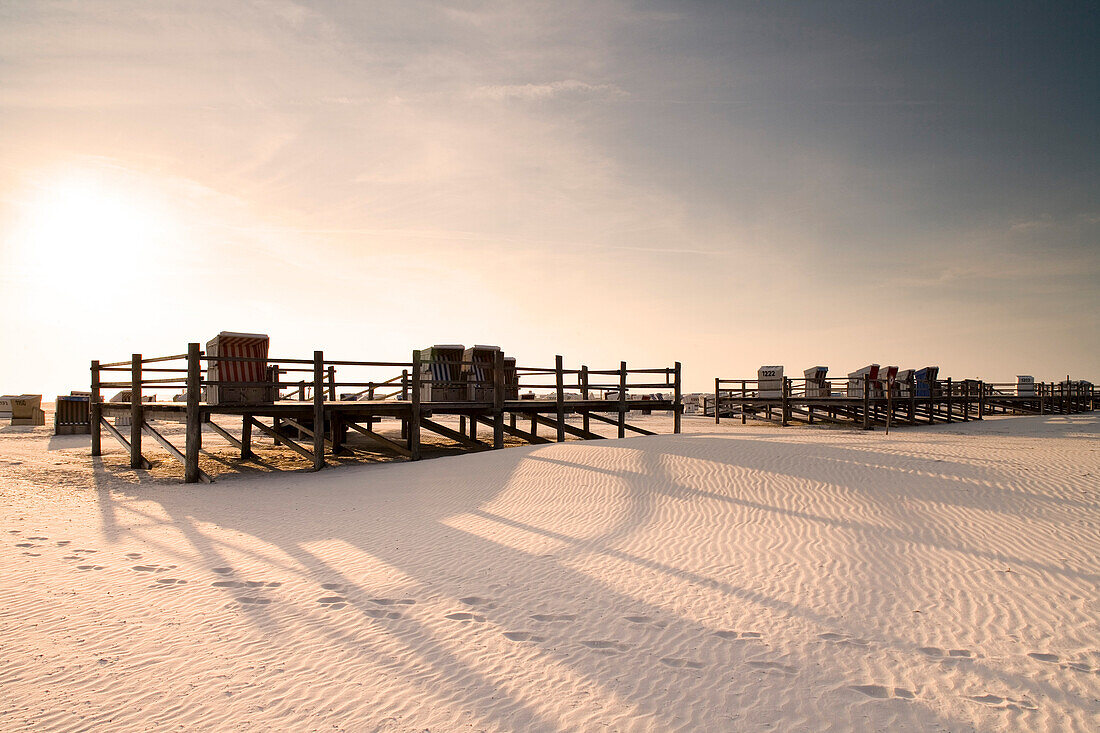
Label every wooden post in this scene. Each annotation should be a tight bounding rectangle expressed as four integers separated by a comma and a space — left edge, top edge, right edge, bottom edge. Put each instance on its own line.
184, 343, 202, 483
673, 362, 682, 434
327, 365, 336, 401
555, 355, 565, 442
618, 361, 627, 439
493, 350, 505, 449
741, 380, 747, 425
1039, 382, 1045, 415
241, 414, 253, 459
401, 369, 409, 439
90, 360, 101, 457
963, 380, 970, 421
581, 365, 590, 435
908, 373, 916, 424
130, 354, 143, 468
312, 351, 325, 471
861, 376, 871, 430
714, 377, 720, 425
977, 381, 985, 420
945, 377, 953, 423
409, 350, 422, 460
781, 377, 790, 427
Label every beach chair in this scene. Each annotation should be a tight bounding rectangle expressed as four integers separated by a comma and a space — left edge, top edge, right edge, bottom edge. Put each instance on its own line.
419, 345, 466, 402
9, 395, 45, 426
503, 357, 519, 400
895, 370, 915, 397
879, 366, 899, 398
848, 365, 880, 398
757, 365, 784, 398
54, 393, 91, 434
803, 366, 829, 397
462, 345, 502, 402
1016, 375, 1036, 397
206, 332, 273, 405
914, 367, 939, 398
0, 396, 12, 422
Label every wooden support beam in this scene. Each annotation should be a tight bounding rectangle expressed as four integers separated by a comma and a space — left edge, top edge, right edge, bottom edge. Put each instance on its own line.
475, 414, 552, 444
581, 365, 590, 435
532, 413, 603, 441
618, 361, 627, 439
143, 421, 212, 483
493, 350, 505, 449
100, 417, 152, 469
586, 411, 656, 436
90, 359, 102, 457
673, 362, 682, 434
248, 417, 316, 462
419, 417, 489, 450
410, 351, 422, 460
131, 354, 144, 468
555, 355, 566, 443
206, 420, 244, 451
185, 343, 202, 483
344, 420, 412, 457
241, 414, 253, 458
312, 351, 326, 471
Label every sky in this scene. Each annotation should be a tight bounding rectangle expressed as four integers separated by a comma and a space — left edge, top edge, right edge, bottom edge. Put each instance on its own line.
1, 0, 1097, 395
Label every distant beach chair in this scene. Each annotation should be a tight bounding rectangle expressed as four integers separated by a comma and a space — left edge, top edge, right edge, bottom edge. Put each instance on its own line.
419, 345, 466, 402
9, 395, 45, 426
54, 393, 91, 434
895, 369, 915, 397
462, 345, 502, 402
878, 366, 899, 398
803, 366, 830, 397
0, 396, 12, 422
914, 366, 940, 398
1016, 375, 1036, 397
206, 332, 274, 405
848, 365, 880, 398
757, 365, 784, 398
111, 391, 156, 427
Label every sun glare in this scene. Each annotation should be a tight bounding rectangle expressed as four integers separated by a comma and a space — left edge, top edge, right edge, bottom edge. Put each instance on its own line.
8, 168, 173, 274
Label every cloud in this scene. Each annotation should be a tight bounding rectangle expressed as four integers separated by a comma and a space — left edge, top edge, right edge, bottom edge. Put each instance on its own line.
472, 79, 626, 101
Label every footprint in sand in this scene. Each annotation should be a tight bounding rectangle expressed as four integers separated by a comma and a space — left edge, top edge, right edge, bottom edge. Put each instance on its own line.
624, 615, 668, 629
368, 598, 415, 606
76, 565, 106, 571
125, 553, 142, 559
967, 693, 1037, 711
1028, 652, 1060, 663
211, 567, 234, 575
661, 657, 705, 669
582, 640, 632, 654
920, 647, 974, 660
1062, 660, 1098, 674
503, 631, 544, 643
14, 543, 38, 548
320, 583, 343, 591
459, 596, 498, 610
748, 660, 797, 674
153, 578, 188, 587
234, 596, 273, 605
445, 612, 486, 622
364, 608, 403, 620
26, 536, 49, 541
818, 632, 869, 647
73, 549, 98, 554
22, 552, 41, 557
850, 684, 915, 700
714, 630, 763, 641
8, 530, 21, 535
530, 613, 578, 623
131, 564, 175, 573
56, 541, 71, 547
318, 596, 347, 609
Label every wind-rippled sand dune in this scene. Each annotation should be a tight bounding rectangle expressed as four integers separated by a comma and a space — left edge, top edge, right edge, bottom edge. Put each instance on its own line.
1, 414, 1098, 731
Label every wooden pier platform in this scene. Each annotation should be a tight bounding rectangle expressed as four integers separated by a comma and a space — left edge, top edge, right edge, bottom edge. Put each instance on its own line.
707, 375, 1095, 429
89, 345, 682, 483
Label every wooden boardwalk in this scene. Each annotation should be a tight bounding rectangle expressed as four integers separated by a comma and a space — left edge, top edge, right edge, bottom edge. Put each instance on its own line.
707, 375, 1095, 429
89, 345, 682, 483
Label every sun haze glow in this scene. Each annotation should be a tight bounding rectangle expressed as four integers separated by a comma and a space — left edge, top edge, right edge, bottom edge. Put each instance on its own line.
9, 167, 174, 275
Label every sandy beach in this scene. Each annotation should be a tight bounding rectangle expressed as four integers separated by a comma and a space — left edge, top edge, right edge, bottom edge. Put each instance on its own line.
1, 413, 1098, 731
